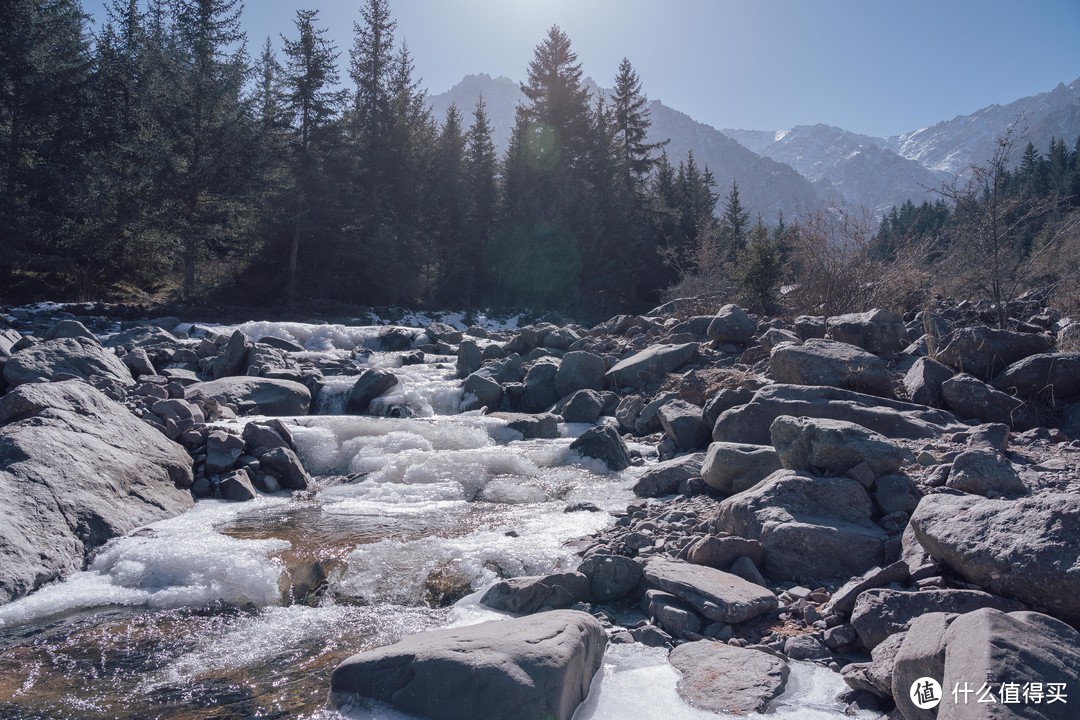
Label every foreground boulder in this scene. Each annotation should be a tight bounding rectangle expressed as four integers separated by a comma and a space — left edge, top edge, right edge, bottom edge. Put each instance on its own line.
3, 337, 134, 388
893, 609, 1080, 720
910, 492, 1080, 625
713, 384, 960, 445
669, 641, 789, 714
715, 470, 887, 582
186, 376, 311, 416
0, 381, 194, 603
330, 610, 606, 720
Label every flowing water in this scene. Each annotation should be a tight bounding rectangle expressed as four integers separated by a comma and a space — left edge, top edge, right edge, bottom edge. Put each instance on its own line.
0, 321, 865, 719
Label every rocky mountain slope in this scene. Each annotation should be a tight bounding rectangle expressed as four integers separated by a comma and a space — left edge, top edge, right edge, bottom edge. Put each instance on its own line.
430, 74, 1080, 221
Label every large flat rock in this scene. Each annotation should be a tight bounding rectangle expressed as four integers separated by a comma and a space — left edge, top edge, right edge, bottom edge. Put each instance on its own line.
643, 557, 778, 624
669, 640, 789, 714
0, 381, 193, 603
910, 492, 1080, 625
330, 610, 606, 720
605, 343, 699, 388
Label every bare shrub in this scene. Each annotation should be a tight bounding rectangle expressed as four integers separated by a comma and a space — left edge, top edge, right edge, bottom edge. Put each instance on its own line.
783, 205, 932, 317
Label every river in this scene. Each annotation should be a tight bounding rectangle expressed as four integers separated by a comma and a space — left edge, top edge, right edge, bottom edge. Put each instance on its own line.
0, 320, 866, 720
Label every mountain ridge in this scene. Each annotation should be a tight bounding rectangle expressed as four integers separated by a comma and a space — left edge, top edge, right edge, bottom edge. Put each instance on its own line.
429, 74, 1080, 221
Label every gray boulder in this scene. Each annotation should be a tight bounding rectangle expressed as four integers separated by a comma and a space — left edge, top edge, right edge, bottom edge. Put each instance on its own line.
258, 447, 311, 490
825, 308, 907, 354
937, 326, 1052, 380
186, 377, 311, 416
712, 384, 961, 445
825, 561, 911, 617
707, 304, 757, 344
241, 421, 291, 455
633, 453, 704, 497
491, 412, 560, 440
685, 535, 765, 572
910, 492, 1080, 625
633, 391, 679, 435
569, 425, 631, 471
770, 338, 895, 398
43, 319, 98, 343
554, 351, 606, 397
104, 325, 179, 350
0, 381, 193, 603
330, 610, 606, 720
699, 442, 782, 495
715, 470, 887, 582
605, 343, 699, 389
480, 572, 590, 615
642, 589, 702, 638
210, 330, 252, 379
770, 415, 911, 477
657, 399, 708, 451
896, 609, 1080, 720
521, 358, 561, 412
456, 339, 484, 379
946, 449, 1028, 497
205, 429, 245, 474
643, 557, 778, 624
992, 352, 1080, 402
903, 356, 954, 408
347, 368, 397, 414
941, 372, 1038, 429
3, 337, 134, 388
851, 587, 1025, 650
669, 641, 789, 715
578, 553, 642, 602
461, 372, 503, 412
219, 469, 258, 501
121, 347, 157, 379
558, 389, 604, 424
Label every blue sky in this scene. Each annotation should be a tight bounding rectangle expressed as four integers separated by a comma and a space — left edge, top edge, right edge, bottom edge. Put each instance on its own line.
85, 0, 1080, 138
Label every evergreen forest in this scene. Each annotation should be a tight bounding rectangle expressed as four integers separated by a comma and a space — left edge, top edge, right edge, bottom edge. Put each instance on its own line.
3, 0, 1080, 320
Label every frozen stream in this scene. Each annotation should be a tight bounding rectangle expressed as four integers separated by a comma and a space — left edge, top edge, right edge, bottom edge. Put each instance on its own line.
0, 322, 865, 719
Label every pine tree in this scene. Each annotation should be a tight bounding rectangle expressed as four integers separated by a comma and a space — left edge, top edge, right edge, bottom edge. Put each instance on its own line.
720, 180, 750, 264
463, 96, 497, 306
611, 58, 665, 196
281, 8, 346, 303
735, 218, 782, 313
164, 0, 257, 299
520, 26, 592, 171
430, 104, 467, 305
0, 0, 92, 281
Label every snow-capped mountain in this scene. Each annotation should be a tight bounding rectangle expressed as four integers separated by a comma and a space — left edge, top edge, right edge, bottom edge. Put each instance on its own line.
429, 74, 1080, 223
723, 124, 948, 217
888, 78, 1080, 175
